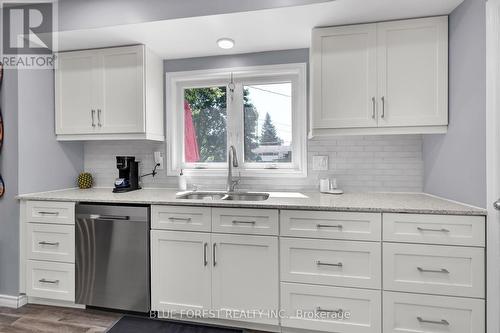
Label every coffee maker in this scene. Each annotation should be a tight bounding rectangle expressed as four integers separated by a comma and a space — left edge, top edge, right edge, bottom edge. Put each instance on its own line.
113, 156, 140, 193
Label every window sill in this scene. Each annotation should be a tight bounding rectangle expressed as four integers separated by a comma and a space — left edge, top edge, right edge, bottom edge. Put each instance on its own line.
169, 168, 307, 178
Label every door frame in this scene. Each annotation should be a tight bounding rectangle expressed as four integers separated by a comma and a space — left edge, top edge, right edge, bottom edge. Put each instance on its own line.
486, 1, 500, 332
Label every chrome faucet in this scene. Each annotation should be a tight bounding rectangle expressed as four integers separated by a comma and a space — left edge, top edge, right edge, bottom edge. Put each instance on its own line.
227, 145, 240, 192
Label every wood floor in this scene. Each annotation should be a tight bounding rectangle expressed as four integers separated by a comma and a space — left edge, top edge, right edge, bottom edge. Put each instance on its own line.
0, 304, 269, 333
0, 304, 122, 333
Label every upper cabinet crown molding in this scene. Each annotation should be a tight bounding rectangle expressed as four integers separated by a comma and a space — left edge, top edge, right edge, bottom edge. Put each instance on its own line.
310, 16, 448, 137
55, 45, 164, 141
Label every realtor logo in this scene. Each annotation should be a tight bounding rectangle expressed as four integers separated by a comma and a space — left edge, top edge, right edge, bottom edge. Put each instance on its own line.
1, 0, 57, 69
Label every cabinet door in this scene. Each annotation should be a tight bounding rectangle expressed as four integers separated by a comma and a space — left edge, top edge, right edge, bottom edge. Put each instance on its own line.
211, 234, 279, 325
98, 46, 145, 133
151, 231, 211, 312
312, 24, 377, 129
55, 51, 99, 134
377, 17, 448, 127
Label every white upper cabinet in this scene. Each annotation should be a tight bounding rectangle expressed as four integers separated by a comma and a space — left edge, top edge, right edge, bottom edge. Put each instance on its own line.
312, 24, 377, 129
377, 17, 448, 128
55, 45, 164, 141
55, 51, 99, 135
311, 16, 448, 136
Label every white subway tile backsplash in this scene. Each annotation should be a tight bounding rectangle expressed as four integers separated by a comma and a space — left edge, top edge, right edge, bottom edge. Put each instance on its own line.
84, 135, 424, 192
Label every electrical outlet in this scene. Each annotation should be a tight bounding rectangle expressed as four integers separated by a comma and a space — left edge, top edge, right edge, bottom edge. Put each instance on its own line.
154, 151, 164, 170
312, 155, 329, 171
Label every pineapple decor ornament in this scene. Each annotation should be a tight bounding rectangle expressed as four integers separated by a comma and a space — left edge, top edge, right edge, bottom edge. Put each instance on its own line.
77, 172, 93, 189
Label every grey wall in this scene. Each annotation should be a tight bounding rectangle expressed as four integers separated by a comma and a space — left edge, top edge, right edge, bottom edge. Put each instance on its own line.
423, 0, 486, 208
17, 70, 84, 194
0, 69, 20, 296
58, 0, 332, 31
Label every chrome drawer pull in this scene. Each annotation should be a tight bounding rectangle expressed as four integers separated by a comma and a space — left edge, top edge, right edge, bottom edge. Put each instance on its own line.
417, 227, 450, 233
316, 307, 343, 314
316, 260, 343, 267
39, 278, 59, 284
417, 267, 450, 274
417, 316, 450, 326
38, 241, 59, 246
38, 211, 59, 216
168, 217, 192, 222
317, 224, 343, 229
232, 220, 256, 225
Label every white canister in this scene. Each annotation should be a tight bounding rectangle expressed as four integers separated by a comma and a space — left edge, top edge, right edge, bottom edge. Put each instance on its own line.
319, 178, 330, 192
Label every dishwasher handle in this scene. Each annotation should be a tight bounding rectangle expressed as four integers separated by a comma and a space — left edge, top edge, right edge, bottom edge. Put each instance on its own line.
89, 214, 130, 221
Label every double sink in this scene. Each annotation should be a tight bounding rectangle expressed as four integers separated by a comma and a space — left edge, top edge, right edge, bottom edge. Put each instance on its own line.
177, 191, 270, 202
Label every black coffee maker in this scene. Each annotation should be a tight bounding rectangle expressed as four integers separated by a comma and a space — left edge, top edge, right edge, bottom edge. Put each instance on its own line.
113, 156, 141, 193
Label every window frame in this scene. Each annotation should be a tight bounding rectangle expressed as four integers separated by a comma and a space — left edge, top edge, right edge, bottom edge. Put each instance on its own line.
166, 63, 307, 178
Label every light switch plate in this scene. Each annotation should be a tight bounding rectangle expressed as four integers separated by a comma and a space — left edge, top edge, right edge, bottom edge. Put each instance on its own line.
312, 155, 328, 171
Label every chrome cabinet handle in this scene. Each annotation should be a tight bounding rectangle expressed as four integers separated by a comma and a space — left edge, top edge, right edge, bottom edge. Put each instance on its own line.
417, 316, 449, 326
97, 109, 102, 127
417, 227, 450, 233
91, 109, 96, 127
371, 97, 376, 119
381, 96, 385, 118
38, 211, 59, 216
203, 242, 208, 266
38, 241, 59, 246
417, 267, 450, 274
316, 307, 343, 314
232, 220, 256, 225
39, 278, 59, 284
213, 243, 217, 267
317, 224, 343, 229
316, 260, 343, 267
168, 217, 192, 222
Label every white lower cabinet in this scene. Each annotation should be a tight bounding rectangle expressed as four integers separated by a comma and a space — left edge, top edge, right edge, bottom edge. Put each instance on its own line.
281, 282, 381, 333
383, 243, 485, 298
280, 237, 381, 289
383, 291, 485, 333
26, 260, 75, 302
212, 234, 279, 325
151, 230, 212, 312
150, 229, 279, 326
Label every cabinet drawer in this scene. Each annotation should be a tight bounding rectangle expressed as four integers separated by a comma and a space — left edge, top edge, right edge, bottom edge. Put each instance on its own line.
383, 213, 485, 246
281, 282, 381, 333
281, 238, 381, 289
280, 210, 381, 241
383, 243, 485, 298
27, 224, 75, 263
26, 260, 75, 302
26, 201, 75, 225
151, 205, 211, 232
383, 291, 485, 333
212, 208, 278, 235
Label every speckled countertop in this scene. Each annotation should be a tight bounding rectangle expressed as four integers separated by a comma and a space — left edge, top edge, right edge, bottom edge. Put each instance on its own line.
17, 188, 486, 216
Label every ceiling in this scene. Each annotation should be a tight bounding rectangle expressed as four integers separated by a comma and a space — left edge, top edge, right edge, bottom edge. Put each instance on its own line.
55, 0, 464, 60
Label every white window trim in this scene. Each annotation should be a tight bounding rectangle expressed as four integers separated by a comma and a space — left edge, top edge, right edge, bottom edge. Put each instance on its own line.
166, 63, 307, 178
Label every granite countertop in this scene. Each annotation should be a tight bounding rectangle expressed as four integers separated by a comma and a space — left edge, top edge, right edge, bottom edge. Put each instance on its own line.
17, 188, 486, 216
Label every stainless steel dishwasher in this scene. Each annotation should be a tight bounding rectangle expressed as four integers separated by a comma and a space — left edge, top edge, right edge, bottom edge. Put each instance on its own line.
75, 204, 150, 312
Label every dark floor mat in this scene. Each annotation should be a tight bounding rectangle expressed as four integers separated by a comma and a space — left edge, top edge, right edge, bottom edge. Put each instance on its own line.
107, 316, 244, 333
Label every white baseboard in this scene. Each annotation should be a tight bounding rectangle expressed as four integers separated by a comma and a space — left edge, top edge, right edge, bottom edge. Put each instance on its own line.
0, 294, 28, 308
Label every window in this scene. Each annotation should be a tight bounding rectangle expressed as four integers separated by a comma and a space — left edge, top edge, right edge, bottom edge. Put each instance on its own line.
166, 64, 307, 177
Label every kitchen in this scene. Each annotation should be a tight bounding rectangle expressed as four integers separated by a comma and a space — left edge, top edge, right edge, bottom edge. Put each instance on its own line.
0, 0, 495, 332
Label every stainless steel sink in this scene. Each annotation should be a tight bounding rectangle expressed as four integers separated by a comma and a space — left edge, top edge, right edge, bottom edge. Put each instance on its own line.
176, 192, 227, 200
223, 193, 270, 201
176, 191, 269, 201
